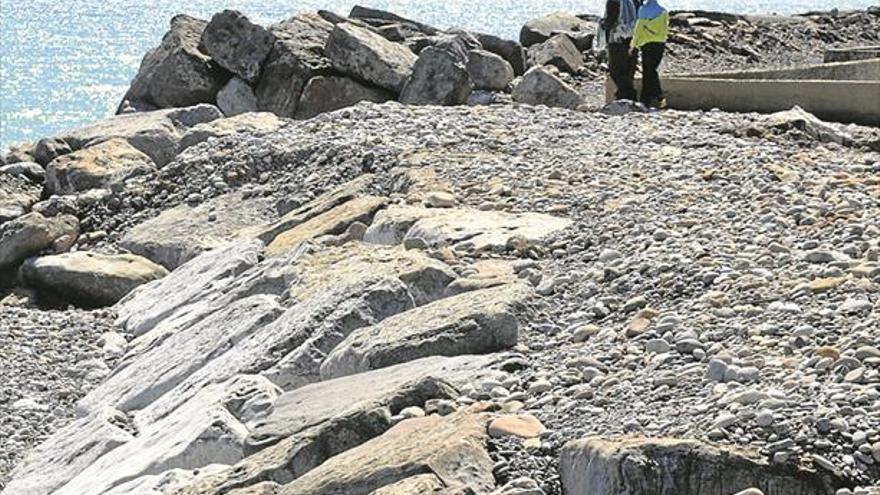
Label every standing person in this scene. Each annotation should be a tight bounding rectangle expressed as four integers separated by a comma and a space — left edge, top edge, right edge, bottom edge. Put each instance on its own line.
631, 0, 669, 108
602, 0, 641, 101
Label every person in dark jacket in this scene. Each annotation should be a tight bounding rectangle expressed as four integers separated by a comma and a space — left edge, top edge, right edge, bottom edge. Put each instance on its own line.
602, 0, 642, 101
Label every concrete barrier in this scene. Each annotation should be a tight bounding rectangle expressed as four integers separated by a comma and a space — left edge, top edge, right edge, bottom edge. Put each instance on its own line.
824, 46, 880, 63
679, 58, 880, 82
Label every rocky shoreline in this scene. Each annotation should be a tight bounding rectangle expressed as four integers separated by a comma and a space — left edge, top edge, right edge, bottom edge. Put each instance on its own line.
1, 4, 879, 495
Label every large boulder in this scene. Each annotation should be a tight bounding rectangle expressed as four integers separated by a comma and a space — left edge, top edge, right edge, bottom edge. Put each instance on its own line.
45, 138, 156, 195
520, 12, 598, 49
121, 15, 230, 110
178, 112, 286, 152
513, 66, 584, 110
32, 137, 73, 166
560, 437, 847, 495
217, 77, 259, 116
19, 252, 169, 307
0, 172, 41, 223
400, 46, 472, 105
467, 49, 515, 91
475, 32, 528, 75
119, 190, 278, 269
320, 283, 530, 379
528, 34, 584, 74
349, 5, 440, 36
199, 10, 275, 83
325, 22, 418, 93
0, 161, 45, 184
0, 212, 79, 270
295, 76, 394, 119
256, 13, 335, 117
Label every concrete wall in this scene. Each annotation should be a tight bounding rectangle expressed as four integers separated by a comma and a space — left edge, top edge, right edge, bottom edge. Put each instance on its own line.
824, 46, 880, 63
680, 58, 880, 81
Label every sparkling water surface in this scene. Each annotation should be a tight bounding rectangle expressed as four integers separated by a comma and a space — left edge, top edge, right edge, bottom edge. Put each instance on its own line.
1, 0, 876, 151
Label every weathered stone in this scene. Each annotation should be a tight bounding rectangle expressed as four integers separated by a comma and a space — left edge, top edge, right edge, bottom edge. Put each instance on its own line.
101, 466, 229, 495
758, 106, 853, 145
467, 49, 515, 91
0, 212, 79, 270
200, 10, 275, 83
218, 77, 259, 116
400, 46, 472, 106
2, 142, 35, 165
32, 136, 73, 166
265, 196, 387, 256
0, 172, 40, 223
325, 23, 418, 93
488, 414, 547, 439
520, 12, 597, 48
475, 32, 528, 75
528, 34, 584, 74
560, 437, 846, 495
370, 475, 446, 494
122, 15, 230, 110
178, 112, 286, 153
513, 66, 584, 110
120, 191, 277, 269
321, 283, 530, 379
0, 161, 45, 184
20, 252, 168, 307
363, 205, 439, 245
349, 6, 439, 36
295, 76, 393, 119
46, 104, 222, 167
275, 411, 495, 495
45, 138, 156, 195
256, 13, 335, 118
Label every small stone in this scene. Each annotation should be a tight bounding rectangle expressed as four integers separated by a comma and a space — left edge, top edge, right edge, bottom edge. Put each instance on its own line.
528, 379, 552, 395
488, 414, 547, 439
400, 406, 426, 419
424, 191, 457, 208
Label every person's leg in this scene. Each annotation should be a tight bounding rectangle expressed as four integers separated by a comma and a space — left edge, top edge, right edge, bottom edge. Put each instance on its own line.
641, 43, 665, 106
609, 43, 638, 100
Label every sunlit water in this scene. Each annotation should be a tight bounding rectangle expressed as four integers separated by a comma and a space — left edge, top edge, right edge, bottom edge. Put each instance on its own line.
1, 0, 876, 151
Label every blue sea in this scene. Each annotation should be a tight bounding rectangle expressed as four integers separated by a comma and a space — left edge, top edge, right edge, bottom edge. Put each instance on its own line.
1, 0, 876, 151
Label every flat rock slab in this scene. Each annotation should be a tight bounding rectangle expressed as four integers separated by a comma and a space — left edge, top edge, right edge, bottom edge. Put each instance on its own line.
120, 190, 278, 269
321, 283, 531, 379
45, 138, 156, 195
20, 252, 168, 307
560, 437, 847, 495
199, 10, 275, 83
179, 112, 286, 152
0, 212, 79, 270
325, 22, 417, 93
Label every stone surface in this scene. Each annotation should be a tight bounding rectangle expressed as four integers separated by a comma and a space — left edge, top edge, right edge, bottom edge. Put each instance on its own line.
199, 10, 275, 83
528, 34, 584, 74
0, 161, 45, 184
295, 76, 393, 120
0, 212, 79, 270
520, 12, 597, 48
560, 437, 846, 495
321, 283, 530, 379
256, 13, 335, 118
325, 22, 418, 93
45, 138, 156, 195
0, 172, 40, 223
122, 14, 230, 109
475, 32, 528, 75
218, 77, 259, 116
120, 190, 278, 269
513, 66, 584, 110
400, 46, 472, 106
178, 112, 286, 153
468, 49, 515, 91
758, 106, 853, 145
489, 414, 547, 439
19, 252, 168, 307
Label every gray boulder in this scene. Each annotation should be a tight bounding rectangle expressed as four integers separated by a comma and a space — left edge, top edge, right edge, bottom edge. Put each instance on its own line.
199, 10, 276, 83
513, 66, 584, 110
349, 5, 439, 36
45, 138, 156, 195
325, 22, 418, 93
32, 137, 73, 166
296, 76, 394, 119
0, 172, 41, 223
2, 142, 35, 165
756, 106, 853, 145
400, 47, 472, 106
20, 252, 169, 307
520, 12, 598, 48
0, 212, 79, 270
528, 34, 584, 74
475, 32, 528, 75
0, 162, 45, 184
256, 13, 335, 117
121, 15, 230, 110
217, 77, 258, 116
467, 49, 515, 91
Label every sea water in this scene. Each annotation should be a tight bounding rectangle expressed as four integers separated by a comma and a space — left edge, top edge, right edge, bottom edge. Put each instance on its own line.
1, 0, 876, 150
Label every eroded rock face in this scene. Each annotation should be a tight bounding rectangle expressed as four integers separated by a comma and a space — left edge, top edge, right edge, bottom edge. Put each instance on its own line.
400, 46, 472, 106
19, 252, 169, 307
122, 14, 230, 109
256, 13, 335, 118
325, 23, 418, 93
320, 283, 530, 379
528, 34, 584, 74
559, 437, 847, 495
199, 10, 276, 83
468, 49, 515, 91
45, 138, 156, 195
512, 66, 584, 110
296, 76, 393, 119
0, 212, 79, 270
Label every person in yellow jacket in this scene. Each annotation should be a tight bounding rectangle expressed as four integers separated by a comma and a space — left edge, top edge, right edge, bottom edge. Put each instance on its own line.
630, 0, 669, 108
